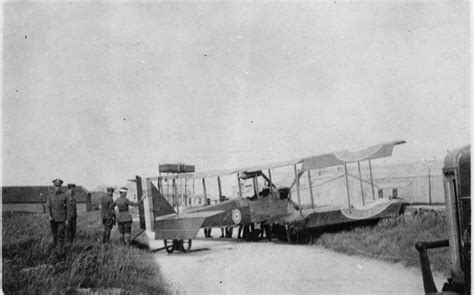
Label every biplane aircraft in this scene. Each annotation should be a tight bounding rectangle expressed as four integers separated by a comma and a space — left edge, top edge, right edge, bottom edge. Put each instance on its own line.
134, 140, 407, 253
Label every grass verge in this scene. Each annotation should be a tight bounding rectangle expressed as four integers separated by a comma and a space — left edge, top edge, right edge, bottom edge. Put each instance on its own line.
2, 211, 169, 294
313, 210, 450, 276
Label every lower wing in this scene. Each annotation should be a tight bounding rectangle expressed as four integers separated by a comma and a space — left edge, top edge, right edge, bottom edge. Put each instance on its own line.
154, 211, 224, 240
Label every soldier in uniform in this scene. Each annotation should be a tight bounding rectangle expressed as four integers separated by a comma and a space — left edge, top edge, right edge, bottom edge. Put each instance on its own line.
110, 187, 146, 245
46, 178, 71, 258
66, 183, 77, 245
101, 187, 116, 243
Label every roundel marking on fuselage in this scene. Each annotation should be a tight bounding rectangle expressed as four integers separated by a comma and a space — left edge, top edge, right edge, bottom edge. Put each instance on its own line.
232, 209, 242, 224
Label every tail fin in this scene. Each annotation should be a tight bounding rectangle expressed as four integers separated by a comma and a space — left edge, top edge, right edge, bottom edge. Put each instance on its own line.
136, 176, 176, 231
150, 181, 176, 217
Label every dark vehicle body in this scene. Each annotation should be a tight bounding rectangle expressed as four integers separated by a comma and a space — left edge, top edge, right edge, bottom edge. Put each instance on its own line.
416, 145, 470, 294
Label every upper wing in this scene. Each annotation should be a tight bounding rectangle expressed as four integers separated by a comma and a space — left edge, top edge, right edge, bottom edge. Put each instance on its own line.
301, 140, 405, 171
135, 140, 405, 182
154, 158, 307, 181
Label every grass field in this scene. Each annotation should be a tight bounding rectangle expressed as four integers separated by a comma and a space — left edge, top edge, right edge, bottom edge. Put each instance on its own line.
2, 211, 169, 294
313, 210, 450, 276
2, 208, 450, 293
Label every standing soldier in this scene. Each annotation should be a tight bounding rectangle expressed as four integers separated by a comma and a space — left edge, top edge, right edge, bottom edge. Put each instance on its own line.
66, 183, 77, 245
110, 187, 146, 245
101, 187, 116, 243
46, 178, 71, 258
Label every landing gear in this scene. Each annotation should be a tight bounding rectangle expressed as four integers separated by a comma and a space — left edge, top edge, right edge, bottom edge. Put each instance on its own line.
164, 240, 176, 253
180, 239, 192, 253
163, 239, 193, 254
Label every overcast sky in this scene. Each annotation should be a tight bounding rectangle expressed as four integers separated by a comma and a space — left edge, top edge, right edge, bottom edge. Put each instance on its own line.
2, 1, 470, 189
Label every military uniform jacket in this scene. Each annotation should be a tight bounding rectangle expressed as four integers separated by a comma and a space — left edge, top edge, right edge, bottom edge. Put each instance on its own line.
46, 191, 71, 222
111, 197, 139, 223
66, 190, 77, 218
101, 195, 116, 219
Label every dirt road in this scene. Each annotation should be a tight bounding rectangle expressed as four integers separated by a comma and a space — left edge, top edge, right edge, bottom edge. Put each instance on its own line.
152, 234, 445, 294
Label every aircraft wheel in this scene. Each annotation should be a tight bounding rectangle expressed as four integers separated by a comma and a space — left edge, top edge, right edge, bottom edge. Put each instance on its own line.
286, 226, 298, 244
180, 239, 192, 253
164, 240, 174, 253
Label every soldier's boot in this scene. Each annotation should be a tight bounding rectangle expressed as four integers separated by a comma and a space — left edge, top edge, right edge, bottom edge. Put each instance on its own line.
57, 244, 64, 260
125, 234, 131, 245
51, 236, 58, 254
69, 223, 76, 244
106, 230, 111, 243
68, 234, 74, 245
49, 241, 56, 256
120, 234, 125, 245
102, 231, 108, 243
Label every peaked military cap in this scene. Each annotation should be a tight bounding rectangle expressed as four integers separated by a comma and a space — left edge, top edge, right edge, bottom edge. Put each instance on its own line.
67, 183, 76, 189
119, 187, 128, 193
52, 178, 63, 186
106, 187, 115, 193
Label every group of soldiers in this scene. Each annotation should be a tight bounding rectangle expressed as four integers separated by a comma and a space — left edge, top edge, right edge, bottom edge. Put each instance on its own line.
46, 178, 77, 258
100, 186, 145, 245
47, 178, 146, 259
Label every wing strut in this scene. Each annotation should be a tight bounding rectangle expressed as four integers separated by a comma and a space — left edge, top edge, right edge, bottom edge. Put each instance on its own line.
237, 173, 243, 198
369, 160, 376, 200
344, 164, 352, 213
293, 165, 302, 214
308, 170, 315, 210
357, 161, 365, 206
260, 172, 277, 189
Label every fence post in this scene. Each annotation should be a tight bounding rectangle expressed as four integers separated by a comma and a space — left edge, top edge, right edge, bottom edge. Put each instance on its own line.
428, 169, 432, 204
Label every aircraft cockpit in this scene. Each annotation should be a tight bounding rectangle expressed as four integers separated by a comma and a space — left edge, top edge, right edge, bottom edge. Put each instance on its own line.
239, 170, 289, 201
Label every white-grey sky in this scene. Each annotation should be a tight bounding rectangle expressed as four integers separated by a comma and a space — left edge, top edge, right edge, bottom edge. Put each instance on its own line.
2, 1, 470, 189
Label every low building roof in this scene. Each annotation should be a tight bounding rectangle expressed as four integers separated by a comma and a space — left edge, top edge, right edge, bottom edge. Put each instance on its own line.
2, 186, 90, 203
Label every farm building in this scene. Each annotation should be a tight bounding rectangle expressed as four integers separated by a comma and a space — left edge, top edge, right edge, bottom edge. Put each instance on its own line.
89, 191, 106, 211
2, 186, 91, 213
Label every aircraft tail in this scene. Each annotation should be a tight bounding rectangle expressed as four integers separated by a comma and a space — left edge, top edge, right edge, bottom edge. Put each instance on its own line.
136, 175, 176, 231
150, 181, 176, 217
